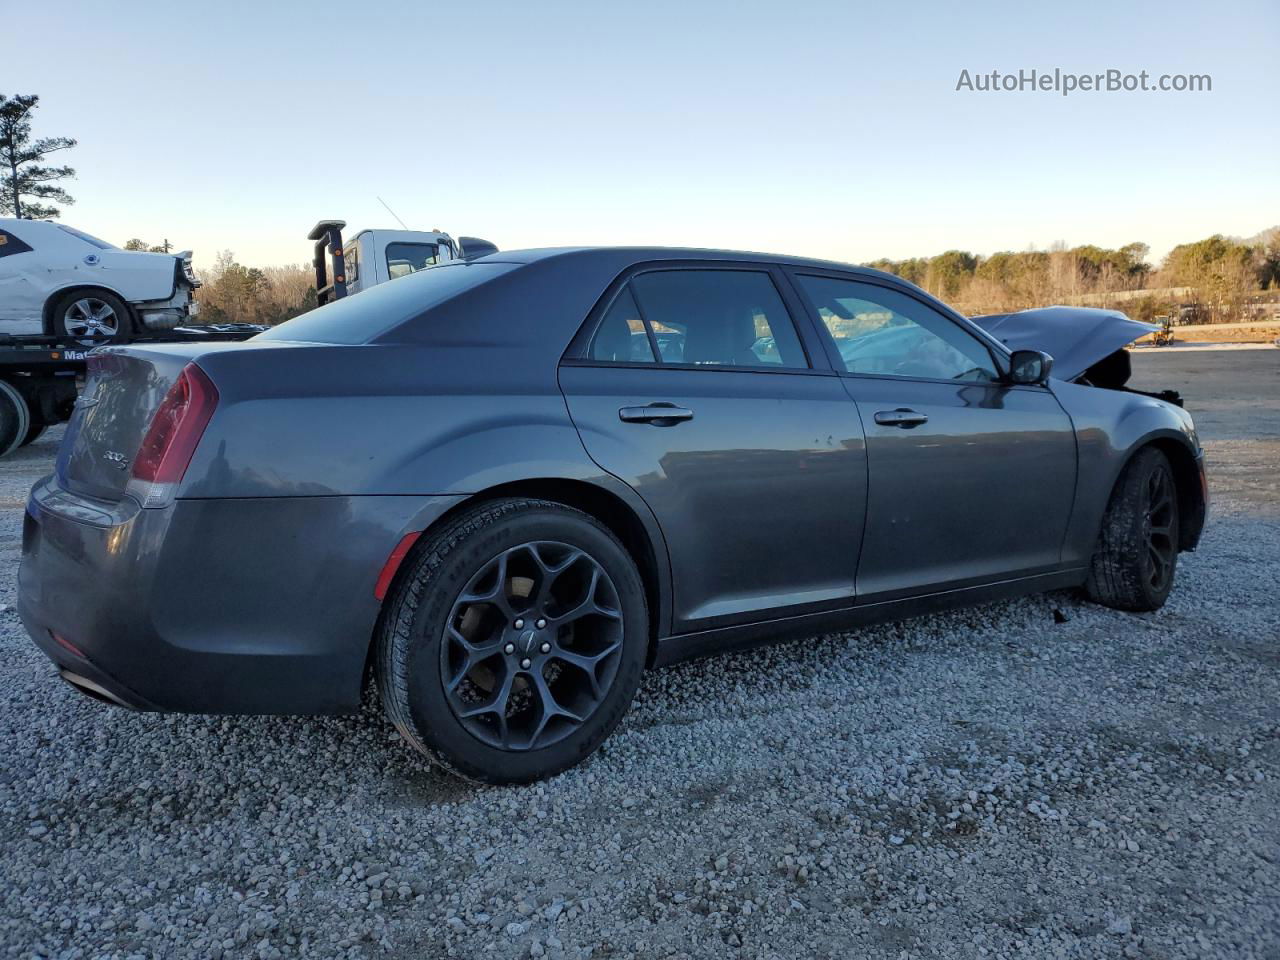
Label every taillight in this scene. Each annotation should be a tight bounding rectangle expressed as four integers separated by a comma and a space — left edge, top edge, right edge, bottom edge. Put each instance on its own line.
125, 363, 218, 508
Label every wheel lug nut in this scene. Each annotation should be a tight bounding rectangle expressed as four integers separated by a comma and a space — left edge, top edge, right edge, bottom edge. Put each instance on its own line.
540, 642, 551, 654
514, 618, 525, 629
520, 658, 532, 669
504, 643, 515, 654
535, 618, 547, 629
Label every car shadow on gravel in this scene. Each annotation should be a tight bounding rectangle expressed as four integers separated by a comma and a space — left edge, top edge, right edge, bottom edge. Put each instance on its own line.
26, 589, 1067, 814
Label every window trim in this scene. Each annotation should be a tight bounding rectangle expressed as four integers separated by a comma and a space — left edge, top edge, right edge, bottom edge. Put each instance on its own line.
563, 260, 835, 375
781, 267, 1024, 387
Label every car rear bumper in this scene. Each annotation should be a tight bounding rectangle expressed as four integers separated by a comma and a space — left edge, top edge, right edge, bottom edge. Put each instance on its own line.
19, 475, 464, 714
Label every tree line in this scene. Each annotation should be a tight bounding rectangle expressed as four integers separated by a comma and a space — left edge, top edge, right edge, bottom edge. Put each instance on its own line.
867, 230, 1280, 321
192, 252, 317, 327
189, 229, 1278, 328
160, 230, 1280, 328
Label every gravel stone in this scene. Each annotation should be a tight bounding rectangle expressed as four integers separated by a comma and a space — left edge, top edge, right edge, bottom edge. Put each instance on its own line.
0, 350, 1277, 959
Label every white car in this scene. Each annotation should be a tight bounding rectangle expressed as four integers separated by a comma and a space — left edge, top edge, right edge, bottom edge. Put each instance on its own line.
0, 218, 200, 343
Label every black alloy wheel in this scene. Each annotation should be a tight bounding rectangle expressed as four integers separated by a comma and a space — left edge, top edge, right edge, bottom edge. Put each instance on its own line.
441, 540, 624, 751
376, 498, 648, 784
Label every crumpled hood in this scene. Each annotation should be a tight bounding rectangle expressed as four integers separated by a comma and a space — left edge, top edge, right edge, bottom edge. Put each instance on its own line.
970, 306, 1158, 381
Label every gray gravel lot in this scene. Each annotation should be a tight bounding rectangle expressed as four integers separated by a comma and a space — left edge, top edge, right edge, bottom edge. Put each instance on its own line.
1, 347, 1277, 960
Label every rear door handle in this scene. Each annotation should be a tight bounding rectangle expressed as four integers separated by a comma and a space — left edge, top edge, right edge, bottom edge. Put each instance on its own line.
873, 408, 929, 428
619, 403, 694, 425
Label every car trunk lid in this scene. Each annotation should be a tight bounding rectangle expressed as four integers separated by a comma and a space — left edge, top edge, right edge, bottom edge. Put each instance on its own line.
970, 306, 1158, 381
55, 344, 213, 501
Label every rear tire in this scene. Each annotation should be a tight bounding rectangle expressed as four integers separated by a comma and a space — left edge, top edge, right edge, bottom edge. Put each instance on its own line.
0, 380, 31, 458
49, 289, 134, 344
376, 498, 648, 784
1085, 447, 1180, 611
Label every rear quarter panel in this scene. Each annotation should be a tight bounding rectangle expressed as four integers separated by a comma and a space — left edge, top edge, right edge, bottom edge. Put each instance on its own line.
181, 342, 604, 497
78, 250, 178, 302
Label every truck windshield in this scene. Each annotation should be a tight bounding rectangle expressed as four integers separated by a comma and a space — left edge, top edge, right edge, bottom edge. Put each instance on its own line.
254, 261, 518, 344
386, 242, 439, 278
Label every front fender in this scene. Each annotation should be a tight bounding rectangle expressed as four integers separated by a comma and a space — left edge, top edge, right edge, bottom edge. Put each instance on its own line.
1052, 379, 1203, 564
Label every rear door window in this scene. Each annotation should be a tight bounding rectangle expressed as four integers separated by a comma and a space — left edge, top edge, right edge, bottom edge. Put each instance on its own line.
627, 269, 808, 369
589, 286, 657, 363
0, 229, 33, 257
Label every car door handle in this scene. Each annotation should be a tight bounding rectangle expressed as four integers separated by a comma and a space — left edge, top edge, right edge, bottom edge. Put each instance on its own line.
618, 403, 694, 425
873, 408, 929, 428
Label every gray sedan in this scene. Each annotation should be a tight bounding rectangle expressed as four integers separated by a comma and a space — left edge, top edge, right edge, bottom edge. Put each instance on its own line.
18, 248, 1207, 783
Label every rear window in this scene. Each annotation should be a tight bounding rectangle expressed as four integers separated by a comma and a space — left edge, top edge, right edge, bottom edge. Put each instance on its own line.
255, 261, 517, 344
56, 225, 116, 249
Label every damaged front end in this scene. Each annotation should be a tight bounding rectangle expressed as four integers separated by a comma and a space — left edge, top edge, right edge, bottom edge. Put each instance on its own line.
971, 305, 1182, 406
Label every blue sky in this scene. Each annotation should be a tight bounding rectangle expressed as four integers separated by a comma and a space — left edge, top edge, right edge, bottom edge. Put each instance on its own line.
8, 0, 1277, 269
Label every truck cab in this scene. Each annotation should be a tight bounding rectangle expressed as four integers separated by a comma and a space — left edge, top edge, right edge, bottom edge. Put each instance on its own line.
308, 221, 497, 305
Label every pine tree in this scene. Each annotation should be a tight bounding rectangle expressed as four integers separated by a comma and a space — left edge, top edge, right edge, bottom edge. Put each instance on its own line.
0, 93, 77, 220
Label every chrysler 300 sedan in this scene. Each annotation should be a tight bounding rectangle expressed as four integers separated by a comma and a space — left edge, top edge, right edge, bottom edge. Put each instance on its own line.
19, 248, 1207, 783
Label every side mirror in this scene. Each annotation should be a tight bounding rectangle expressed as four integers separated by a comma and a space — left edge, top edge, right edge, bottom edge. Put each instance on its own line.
1007, 349, 1053, 386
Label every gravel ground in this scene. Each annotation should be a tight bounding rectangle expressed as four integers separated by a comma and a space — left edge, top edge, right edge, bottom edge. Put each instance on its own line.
1, 347, 1277, 960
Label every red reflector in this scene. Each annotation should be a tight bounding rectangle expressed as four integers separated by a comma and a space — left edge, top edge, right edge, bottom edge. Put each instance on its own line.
375, 532, 421, 600
132, 363, 219, 485
51, 631, 85, 658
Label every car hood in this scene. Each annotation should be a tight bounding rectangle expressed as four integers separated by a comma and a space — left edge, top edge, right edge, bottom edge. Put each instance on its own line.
969, 306, 1158, 381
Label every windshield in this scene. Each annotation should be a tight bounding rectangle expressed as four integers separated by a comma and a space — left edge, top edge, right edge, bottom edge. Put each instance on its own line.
386, 242, 439, 279
56, 225, 116, 250
255, 260, 517, 344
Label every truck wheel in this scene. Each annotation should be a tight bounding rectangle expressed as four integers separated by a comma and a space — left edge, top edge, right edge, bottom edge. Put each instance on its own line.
0, 380, 32, 458
49, 289, 134, 344
376, 498, 648, 784
1085, 447, 1180, 612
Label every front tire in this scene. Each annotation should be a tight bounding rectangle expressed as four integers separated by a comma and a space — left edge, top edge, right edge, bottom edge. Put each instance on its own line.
49, 289, 134, 344
1085, 447, 1180, 611
376, 498, 648, 784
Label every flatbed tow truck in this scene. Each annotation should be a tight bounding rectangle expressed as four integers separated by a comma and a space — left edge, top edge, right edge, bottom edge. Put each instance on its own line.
0, 218, 499, 458
0, 325, 263, 458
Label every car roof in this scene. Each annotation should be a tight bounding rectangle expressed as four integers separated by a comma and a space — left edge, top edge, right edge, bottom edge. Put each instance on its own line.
476, 245, 906, 283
